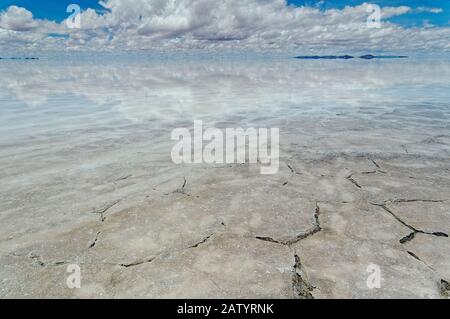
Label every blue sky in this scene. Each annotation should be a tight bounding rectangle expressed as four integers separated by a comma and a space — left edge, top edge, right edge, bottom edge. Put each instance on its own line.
0, 0, 105, 21
1, 0, 448, 27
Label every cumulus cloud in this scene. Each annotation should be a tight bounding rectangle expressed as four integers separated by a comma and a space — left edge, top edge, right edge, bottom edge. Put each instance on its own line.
0, 5, 39, 31
1, 1, 449, 52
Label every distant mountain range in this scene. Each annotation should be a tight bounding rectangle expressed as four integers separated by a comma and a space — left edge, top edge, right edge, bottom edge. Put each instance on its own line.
295, 54, 408, 60
0, 57, 39, 60
1, 55, 409, 61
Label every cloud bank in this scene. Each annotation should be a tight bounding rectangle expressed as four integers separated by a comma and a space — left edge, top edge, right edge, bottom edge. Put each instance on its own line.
0, 0, 449, 52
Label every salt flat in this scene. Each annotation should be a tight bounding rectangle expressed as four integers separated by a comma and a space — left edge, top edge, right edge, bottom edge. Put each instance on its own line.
0, 54, 449, 298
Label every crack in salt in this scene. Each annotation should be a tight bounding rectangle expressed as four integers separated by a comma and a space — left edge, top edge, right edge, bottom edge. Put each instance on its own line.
255, 204, 322, 246
346, 173, 362, 189
91, 200, 121, 222
371, 203, 448, 244
117, 222, 225, 269
88, 232, 101, 249
292, 254, 315, 299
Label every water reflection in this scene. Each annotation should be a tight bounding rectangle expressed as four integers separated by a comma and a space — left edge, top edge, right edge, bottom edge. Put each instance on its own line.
1, 56, 449, 147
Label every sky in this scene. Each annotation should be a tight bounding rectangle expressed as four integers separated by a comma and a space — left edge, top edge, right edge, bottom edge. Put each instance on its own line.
0, 0, 449, 53
291, 1, 450, 26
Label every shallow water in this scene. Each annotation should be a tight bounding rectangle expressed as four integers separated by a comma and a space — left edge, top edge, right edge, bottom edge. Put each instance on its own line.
1, 55, 449, 158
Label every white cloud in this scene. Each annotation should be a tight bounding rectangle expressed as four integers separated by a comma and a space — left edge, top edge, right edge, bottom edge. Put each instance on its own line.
0, 5, 38, 31
415, 7, 443, 14
0, 1, 449, 53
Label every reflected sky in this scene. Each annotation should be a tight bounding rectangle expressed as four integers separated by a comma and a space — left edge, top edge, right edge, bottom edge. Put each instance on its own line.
1, 55, 449, 158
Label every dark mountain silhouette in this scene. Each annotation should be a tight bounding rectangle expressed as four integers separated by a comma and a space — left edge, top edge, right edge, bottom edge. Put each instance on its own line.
0, 57, 39, 60
295, 54, 408, 60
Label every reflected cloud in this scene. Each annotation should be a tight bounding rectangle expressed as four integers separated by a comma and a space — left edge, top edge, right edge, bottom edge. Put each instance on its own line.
1, 57, 450, 126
